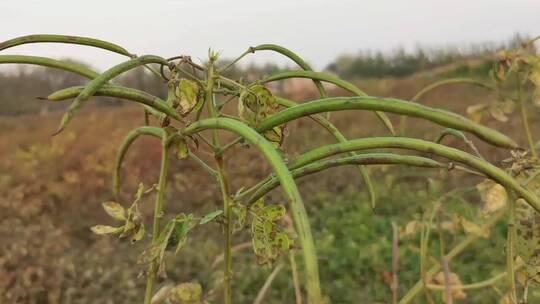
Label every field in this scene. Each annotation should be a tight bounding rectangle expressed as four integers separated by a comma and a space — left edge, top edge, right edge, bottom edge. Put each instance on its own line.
2, 63, 539, 304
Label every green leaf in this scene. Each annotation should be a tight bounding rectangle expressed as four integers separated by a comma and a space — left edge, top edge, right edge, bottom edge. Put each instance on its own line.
261, 204, 286, 220
199, 210, 223, 225
101, 201, 126, 221
232, 204, 247, 233
176, 79, 204, 116
169, 282, 203, 303
90, 225, 123, 235
173, 136, 189, 160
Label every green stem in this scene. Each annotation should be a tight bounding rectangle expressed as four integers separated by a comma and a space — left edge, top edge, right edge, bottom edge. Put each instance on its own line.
517, 74, 536, 157
507, 194, 517, 303
399, 208, 507, 303
144, 135, 171, 304
206, 60, 233, 304
183, 118, 322, 303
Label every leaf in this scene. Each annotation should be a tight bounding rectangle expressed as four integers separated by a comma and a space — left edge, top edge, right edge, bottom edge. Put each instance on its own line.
90, 225, 123, 235
476, 179, 507, 214
138, 243, 162, 264
173, 136, 189, 160
238, 84, 285, 147
261, 204, 286, 221
101, 201, 126, 221
168, 282, 203, 303
466, 103, 487, 122
273, 232, 291, 251
514, 198, 540, 285
399, 220, 422, 238
433, 271, 467, 301
199, 210, 223, 225
131, 224, 145, 243
232, 204, 247, 233
176, 79, 204, 116
489, 106, 508, 122
460, 217, 489, 238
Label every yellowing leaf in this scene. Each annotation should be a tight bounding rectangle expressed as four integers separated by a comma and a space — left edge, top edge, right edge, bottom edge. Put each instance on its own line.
489, 106, 508, 122
460, 217, 489, 238
476, 179, 507, 214
433, 271, 467, 302
90, 225, 123, 235
102, 201, 126, 221
176, 79, 204, 116
399, 220, 422, 238
168, 282, 202, 303
466, 103, 488, 123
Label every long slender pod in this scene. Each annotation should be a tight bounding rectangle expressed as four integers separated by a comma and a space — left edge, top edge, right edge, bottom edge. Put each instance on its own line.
0, 55, 99, 78
262, 70, 395, 135
401, 78, 495, 134
47, 85, 181, 121
112, 127, 165, 200
55, 55, 170, 134
258, 96, 518, 149
0, 34, 134, 57
286, 137, 539, 211
183, 117, 322, 304
248, 44, 327, 98
276, 97, 378, 210
245, 153, 446, 203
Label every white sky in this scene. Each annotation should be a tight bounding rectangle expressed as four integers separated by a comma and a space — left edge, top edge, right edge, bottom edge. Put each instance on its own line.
0, 0, 539, 71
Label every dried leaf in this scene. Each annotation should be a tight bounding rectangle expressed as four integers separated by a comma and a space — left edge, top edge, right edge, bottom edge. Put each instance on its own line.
514, 198, 540, 286
489, 106, 508, 122
460, 217, 489, 238
399, 220, 422, 238
476, 179, 507, 214
466, 103, 487, 122
90, 225, 123, 235
433, 271, 467, 301
102, 201, 126, 221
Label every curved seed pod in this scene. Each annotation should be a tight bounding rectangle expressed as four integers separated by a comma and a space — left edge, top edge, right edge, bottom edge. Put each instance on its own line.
182, 117, 322, 303
0, 34, 134, 57
411, 78, 495, 102
56, 55, 170, 134
289, 137, 539, 212
276, 97, 377, 211
259, 96, 518, 149
262, 70, 395, 135
400, 78, 495, 134
113, 127, 165, 200
46, 85, 182, 121
247, 153, 446, 203
0, 55, 99, 79
435, 128, 483, 159
249, 44, 327, 98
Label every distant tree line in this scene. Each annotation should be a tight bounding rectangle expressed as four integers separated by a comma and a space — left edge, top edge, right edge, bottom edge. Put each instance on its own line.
326, 33, 534, 79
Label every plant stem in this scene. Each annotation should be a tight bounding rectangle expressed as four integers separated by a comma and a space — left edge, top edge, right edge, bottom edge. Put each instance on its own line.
507, 194, 517, 303
517, 74, 536, 157
399, 208, 507, 303
144, 137, 171, 304
206, 59, 234, 304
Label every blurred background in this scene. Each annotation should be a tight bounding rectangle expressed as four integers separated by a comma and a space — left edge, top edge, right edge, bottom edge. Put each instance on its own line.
1, 1, 539, 303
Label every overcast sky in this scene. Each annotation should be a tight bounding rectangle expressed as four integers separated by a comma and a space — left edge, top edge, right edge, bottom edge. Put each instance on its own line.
1, 0, 539, 71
